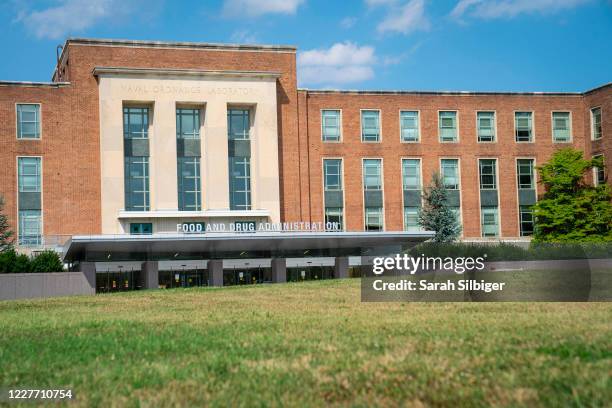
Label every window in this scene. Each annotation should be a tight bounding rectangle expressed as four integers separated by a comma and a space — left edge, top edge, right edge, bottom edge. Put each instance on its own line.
400, 111, 419, 142
402, 159, 421, 190
19, 210, 42, 246
363, 159, 382, 190
477, 111, 495, 142
130, 223, 152, 235
365, 207, 383, 231
591, 107, 602, 140
16, 104, 41, 139
176, 108, 200, 139
325, 207, 343, 229
479, 159, 497, 190
322, 110, 341, 141
18, 157, 41, 192
361, 110, 380, 142
552, 112, 570, 142
517, 159, 535, 189
228, 109, 250, 140
593, 155, 606, 186
229, 157, 251, 210
178, 157, 201, 211
404, 207, 420, 231
323, 159, 342, 191
439, 111, 457, 142
441, 159, 459, 190
123, 107, 149, 139
481, 206, 499, 237
519, 206, 534, 237
124, 157, 150, 211
515, 112, 533, 142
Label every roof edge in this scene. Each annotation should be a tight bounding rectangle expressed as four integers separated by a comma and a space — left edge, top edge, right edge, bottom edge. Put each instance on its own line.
92, 66, 282, 79
67, 37, 297, 52
0, 81, 70, 88
298, 88, 586, 97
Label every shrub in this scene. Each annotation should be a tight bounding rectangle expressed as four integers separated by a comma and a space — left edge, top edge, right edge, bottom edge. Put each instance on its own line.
0, 249, 18, 273
29, 250, 64, 272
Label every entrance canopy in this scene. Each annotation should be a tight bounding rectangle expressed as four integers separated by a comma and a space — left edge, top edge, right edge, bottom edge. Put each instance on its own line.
63, 231, 433, 262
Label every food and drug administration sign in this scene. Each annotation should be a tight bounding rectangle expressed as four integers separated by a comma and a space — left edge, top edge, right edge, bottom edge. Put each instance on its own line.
177, 221, 342, 234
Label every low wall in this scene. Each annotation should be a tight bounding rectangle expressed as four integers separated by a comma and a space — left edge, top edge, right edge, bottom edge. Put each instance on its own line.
0, 271, 95, 301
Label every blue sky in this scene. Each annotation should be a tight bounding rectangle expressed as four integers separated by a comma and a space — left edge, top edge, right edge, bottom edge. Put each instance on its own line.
1, 0, 610, 91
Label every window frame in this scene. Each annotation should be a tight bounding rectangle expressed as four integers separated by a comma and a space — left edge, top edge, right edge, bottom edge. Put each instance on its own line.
551, 111, 572, 143
593, 154, 606, 186
476, 110, 497, 143
591, 107, 602, 141
480, 206, 500, 238
478, 158, 498, 190
176, 107, 202, 140
15, 103, 42, 140
227, 107, 252, 141
229, 156, 252, 210
516, 158, 536, 190
123, 106, 150, 139
16, 156, 43, 246
320, 109, 342, 142
514, 110, 535, 143
401, 157, 422, 191
361, 157, 385, 231
438, 110, 459, 143
439, 158, 461, 190
322, 157, 346, 231
399, 109, 421, 143
360, 109, 382, 143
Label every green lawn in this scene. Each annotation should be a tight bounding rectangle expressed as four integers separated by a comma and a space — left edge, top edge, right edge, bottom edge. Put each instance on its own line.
0, 279, 610, 407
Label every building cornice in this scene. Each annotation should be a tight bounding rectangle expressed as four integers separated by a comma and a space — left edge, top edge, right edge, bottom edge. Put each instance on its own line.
92, 66, 282, 80
0, 81, 70, 88
299, 88, 587, 97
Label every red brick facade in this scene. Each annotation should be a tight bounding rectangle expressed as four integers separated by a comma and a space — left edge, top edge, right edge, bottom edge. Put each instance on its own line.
0, 39, 610, 242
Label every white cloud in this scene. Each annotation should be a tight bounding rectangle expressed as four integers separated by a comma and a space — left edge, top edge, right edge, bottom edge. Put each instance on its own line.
230, 29, 258, 44
15, 0, 158, 40
340, 16, 357, 29
373, 0, 431, 35
297, 42, 377, 86
451, 0, 592, 20
365, 0, 399, 6
222, 0, 305, 18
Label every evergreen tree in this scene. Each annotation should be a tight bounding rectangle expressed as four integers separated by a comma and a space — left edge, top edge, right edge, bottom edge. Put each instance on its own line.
533, 148, 612, 242
419, 172, 462, 242
0, 195, 14, 252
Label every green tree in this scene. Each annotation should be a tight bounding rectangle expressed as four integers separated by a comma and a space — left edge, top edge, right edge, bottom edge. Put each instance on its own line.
533, 148, 612, 242
419, 172, 462, 242
0, 195, 14, 252
30, 250, 64, 272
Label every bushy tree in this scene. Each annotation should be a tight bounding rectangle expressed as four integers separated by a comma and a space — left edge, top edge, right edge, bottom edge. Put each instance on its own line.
30, 250, 64, 272
0, 195, 14, 252
533, 148, 612, 242
419, 172, 462, 242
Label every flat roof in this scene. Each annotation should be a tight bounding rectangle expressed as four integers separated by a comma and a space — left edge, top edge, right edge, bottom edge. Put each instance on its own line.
0, 81, 70, 88
63, 231, 433, 262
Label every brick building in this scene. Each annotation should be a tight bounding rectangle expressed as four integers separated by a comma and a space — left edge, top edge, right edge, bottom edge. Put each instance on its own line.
0, 38, 609, 288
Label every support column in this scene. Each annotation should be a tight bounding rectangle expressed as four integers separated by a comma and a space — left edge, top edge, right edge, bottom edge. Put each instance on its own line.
79, 262, 96, 292
140, 261, 159, 290
334, 257, 349, 279
271, 258, 287, 283
208, 260, 224, 287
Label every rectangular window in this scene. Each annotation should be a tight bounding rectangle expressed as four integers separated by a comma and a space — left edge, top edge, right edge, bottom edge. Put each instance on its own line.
591, 107, 602, 140
400, 111, 419, 142
552, 112, 571, 142
402, 159, 421, 190
325, 207, 343, 229
361, 110, 380, 142
515, 112, 533, 142
440, 159, 459, 190
593, 155, 606, 186
176, 108, 200, 139
519, 206, 534, 237
123, 107, 149, 139
479, 159, 497, 190
363, 159, 382, 190
481, 206, 499, 238
16, 104, 41, 139
517, 159, 535, 189
130, 223, 153, 235
477, 111, 495, 142
439, 111, 457, 142
228, 109, 250, 140
18, 157, 41, 192
323, 159, 342, 191
404, 207, 420, 231
365, 207, 383, 231
229, 157, 251, 210
178, 157, 201, 211
124, 157, 150, 211
17, 156, 42, 246
322, 110, 341, 141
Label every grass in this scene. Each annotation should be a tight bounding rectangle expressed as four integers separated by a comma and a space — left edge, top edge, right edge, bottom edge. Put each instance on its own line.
0, 279, 610, 407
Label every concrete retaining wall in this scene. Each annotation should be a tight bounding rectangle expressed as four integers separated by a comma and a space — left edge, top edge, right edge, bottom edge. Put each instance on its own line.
0, 272, 95, 301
